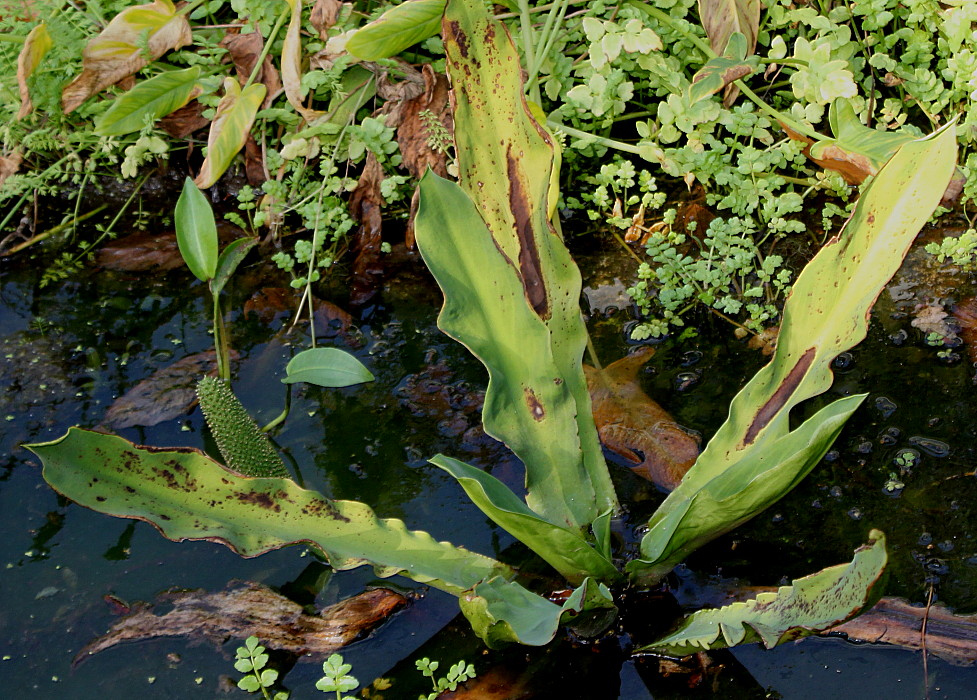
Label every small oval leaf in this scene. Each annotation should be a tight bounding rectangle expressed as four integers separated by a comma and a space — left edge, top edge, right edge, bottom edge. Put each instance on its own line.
282, 347, 374, 387
211, 236, 257, 297
95, 66, 201, 136
346, 0, 445, 60
174, 176, 218, 281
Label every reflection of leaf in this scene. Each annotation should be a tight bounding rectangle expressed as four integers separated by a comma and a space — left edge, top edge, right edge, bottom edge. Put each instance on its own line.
17, 23, 52, 119
584, 348, 699, 491
689, 32, 757, 105
61, 0, 192, 113
194, 78, 266, 189
639, 530, 887, 655
101, 351, 224, 429
75, 583, 407, 662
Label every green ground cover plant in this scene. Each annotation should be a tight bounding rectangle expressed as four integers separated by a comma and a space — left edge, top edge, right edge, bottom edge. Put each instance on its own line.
27, 0, 958, 675
3, 0, 976, 336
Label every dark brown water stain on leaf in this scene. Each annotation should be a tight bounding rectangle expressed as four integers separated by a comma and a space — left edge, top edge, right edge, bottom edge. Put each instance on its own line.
102, 350, 234, 429
74, 582, 407, 665
584, 347, 700, 491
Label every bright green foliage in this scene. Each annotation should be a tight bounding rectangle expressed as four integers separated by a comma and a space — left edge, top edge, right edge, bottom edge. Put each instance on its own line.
415, 0, 617, 531
196, 376, 290, 479
94, 66, 201, 136
316, 653, 358, 699
925, 228, 977, 268
346, 0, 446, 61
235, 636, 288, 699
174, 177, 218, 283
641, 530, 887, 655
416, 657, 476, 700
627, 124, 957, 585
282, 348, 375, 388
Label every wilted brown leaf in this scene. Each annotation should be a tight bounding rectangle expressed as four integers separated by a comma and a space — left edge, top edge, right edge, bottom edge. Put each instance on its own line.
0, 151, 23, 189
244, 134, 267, 186
698, 0, 759, 105
220, 30, 282, 109
75, 583, 408, 664
96, 231, 185, 271
159, 99, 210, 138
310, 0, 344, 37
193, 77, 266, 189
101, 351, 226, 429
348, 152, 386, 307
585, 347, 700, 490
952, 297, 977, 365
833, 597, 977, 666
62, 0, 192, 113
282, 0, 325, 122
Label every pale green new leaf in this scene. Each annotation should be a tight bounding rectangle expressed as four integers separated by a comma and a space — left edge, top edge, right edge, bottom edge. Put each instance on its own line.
431, 455, 620, 585
283, 348, 375, 388
26, 428, 510, 596
194, 78, 266, 189
347, 0, 445, 60
95, 66, 201, 136
174, 176, 218, 281
640, 530, 887, 655
628, 124, 957, 585
415, 0, 616, 531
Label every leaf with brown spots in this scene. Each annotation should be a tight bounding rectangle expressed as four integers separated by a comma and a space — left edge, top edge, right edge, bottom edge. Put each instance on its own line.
585, 348, 699, 491
75, 583, 407, 663
28, 428, 513, 596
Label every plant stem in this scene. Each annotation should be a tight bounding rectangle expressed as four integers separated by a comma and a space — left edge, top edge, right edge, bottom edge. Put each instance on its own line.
547, 120, 647, 156
243, 7, 290, 91
211, 293, 230, 381
2, 204, 108, 256
261, 384, 292, 433
517, 0, 541, 104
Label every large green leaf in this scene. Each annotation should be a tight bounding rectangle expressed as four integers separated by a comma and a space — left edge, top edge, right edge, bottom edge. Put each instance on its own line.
346, 0, 445, 60
282, 348, 375, 388
628, 124, 957, 585
431, 455, 620, 585
174, 176, 218, 282
27, 428, 509, 596
639, 530, 887, 655
415, 0, 616, 531
94, 66, 201, 136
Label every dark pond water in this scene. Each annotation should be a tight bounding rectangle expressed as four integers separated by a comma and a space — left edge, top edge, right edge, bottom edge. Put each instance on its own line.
3, 236, 977, 698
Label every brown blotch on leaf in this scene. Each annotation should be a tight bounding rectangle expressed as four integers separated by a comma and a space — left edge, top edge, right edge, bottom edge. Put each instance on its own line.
506, 146, 548, 318
585, 347, 699, 491
743, 346, 816, 445
219, 30, 282, 108
74, 583, 408, 665
523, 387, 545, 421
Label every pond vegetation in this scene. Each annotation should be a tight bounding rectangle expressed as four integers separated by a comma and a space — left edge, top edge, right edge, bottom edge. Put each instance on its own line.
4, 0, 977, 698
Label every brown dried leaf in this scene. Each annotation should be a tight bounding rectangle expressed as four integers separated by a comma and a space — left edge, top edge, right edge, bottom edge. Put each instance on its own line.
159, 99, 210, 138
348, 152, 386, 307
394, 64, 452, 180
244, 134, 267, 186
220, 30, 282, 109
101, 351, 227, 429
911, 303, 951, 337
952, 297, 977, 365
96, 231, 185, 271
0, 151, 23, 188
62, 0, 192, 114
833, 597, 977, 666
310, 0, 344, 37
283, 0, 325, 122
585, 348, 700, 490
75, 583, 407, 663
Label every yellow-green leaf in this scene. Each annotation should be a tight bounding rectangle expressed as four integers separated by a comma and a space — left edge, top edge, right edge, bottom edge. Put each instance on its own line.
194, 78, 266, 189
95, 67, 202, 136
62, 0, 192, 114
346, 0, 445, 60
17, 23, 52, 119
